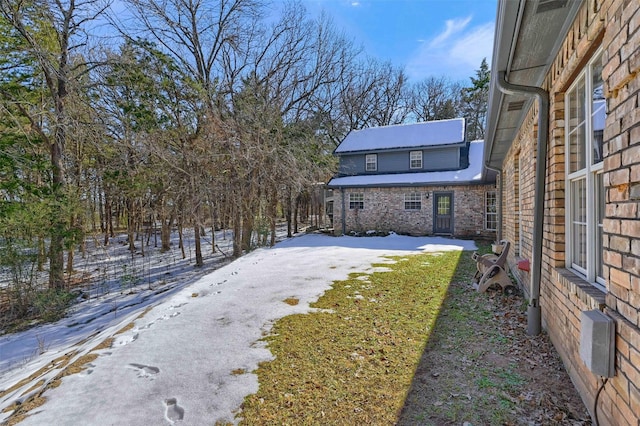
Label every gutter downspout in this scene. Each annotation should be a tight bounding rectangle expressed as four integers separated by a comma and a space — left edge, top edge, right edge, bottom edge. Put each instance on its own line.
496, 71, 549, 336
484, 163, 503, 241
340, 188, 346, 235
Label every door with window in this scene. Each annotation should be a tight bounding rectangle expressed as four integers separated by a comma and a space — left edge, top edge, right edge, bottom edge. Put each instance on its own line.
433, 192, 454, 234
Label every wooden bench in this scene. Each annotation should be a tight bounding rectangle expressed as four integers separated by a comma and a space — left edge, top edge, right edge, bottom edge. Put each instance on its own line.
471, 240, 515, 294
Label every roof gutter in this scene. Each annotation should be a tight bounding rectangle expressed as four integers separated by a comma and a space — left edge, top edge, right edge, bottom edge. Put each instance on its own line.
496, 71, 548, 336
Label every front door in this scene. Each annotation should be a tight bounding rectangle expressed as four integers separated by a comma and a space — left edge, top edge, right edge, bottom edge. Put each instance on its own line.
433, 192, 454, 234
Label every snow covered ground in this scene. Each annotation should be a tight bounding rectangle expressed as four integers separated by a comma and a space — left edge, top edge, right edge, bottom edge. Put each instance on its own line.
0, 233, 476, 425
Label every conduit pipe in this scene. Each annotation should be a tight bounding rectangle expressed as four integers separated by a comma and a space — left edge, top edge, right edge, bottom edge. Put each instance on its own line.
496, 71, 549, 336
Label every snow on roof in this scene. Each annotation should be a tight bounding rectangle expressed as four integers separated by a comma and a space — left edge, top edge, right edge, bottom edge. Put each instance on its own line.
328, 140, 484, 187
334, 118, 465, 153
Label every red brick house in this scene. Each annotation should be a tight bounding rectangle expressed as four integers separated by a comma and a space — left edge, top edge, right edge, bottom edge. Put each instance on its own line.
485, 0, 640, 423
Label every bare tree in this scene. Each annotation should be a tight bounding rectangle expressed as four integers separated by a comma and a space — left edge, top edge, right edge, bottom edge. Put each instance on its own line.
318, 57, 410, 145
409, 76, 464, 122
123, 0, 262, 107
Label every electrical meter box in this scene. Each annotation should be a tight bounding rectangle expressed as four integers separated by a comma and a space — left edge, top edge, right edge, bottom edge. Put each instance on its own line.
579, 310, 615, 378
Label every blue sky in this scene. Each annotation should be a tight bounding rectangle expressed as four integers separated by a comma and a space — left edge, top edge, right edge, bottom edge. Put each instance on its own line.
301, 0, 497, 83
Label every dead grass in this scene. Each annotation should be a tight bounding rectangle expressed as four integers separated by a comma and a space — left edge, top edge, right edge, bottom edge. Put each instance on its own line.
238, 245, 589, 425
283, 298, 299, 306
239, 250, 459, 424
396, 249, 590, 425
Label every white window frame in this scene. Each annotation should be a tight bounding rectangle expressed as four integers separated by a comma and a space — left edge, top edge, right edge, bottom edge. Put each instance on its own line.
404, 192, 422, 210
349, 193, 364, 210
365, 154, 377, 171
565, 49, 605, 289
410, 151, 423, 169
485, 191, 497, 231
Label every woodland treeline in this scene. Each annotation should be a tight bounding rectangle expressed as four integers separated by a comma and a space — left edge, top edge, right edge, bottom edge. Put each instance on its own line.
0, 0, 489, 299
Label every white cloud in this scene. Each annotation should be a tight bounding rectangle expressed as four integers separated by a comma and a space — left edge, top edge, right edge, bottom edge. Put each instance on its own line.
428, 16, 472, 48
406, 18, 494, 82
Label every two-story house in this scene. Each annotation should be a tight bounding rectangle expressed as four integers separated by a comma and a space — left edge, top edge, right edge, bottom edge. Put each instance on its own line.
327, 118, 496, 238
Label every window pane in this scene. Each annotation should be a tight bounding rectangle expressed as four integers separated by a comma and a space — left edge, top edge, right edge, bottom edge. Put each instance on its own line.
404, 192, 421, 210
568, 79, 586, 173
571, 179, 587, 269
438, 196, 450, 215
565, 50, 605, 286
349, 193, 364, 210
596, 173, 604, 279
410, 151, 422, 169
591, 54, 605, 165
485, 191, 497, 231
365, 154, 377, 171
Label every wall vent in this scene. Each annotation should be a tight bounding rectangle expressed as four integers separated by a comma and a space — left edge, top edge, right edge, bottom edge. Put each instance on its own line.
536, 0, 568, 13
507, 101, 525, 112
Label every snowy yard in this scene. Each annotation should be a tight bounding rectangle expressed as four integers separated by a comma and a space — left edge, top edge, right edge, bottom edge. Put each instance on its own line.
0, 233, 476, 425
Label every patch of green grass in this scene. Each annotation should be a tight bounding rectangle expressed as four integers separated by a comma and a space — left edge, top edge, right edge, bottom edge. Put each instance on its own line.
239, 250, 462, 424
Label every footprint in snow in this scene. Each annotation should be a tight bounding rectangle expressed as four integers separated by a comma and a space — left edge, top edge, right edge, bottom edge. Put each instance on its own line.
164, 398, 184, 423
79, 363, 96, 376
129, 363, 160, 378
113, 333, 138, 346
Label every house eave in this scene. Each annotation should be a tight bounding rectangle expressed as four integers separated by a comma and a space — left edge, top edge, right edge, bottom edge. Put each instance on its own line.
326, 180, 486, 189
484, 0, 583, 170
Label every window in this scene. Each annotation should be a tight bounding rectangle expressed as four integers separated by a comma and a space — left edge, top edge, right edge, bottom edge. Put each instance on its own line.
365, 154, 377, 171
349, 193, 364, 210
404, 193, 421, 210
566, 50, 604, 288
410, 151, 423, 169
485, 191, 497, 231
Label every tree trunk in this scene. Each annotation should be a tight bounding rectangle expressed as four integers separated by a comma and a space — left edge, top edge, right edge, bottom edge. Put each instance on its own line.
194, 224, 203, 267
48, 31, 71, 290
66, 247, 74, 274
293, 195, 299, 234
178, 220, 186, 259
241, 211, 253, 252
269, 189, 277, 247
104, 192, 113, 245
232, 211, 242, 258
66, 215, 75, 274
286, 189, 293, 238
161, 215, 172, 253
37, 236, 46, 272
126, 199, 136, 252
193, 203, 203, 267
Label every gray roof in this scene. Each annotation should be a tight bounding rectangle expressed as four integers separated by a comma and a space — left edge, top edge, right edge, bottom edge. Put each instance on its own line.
484, 0, 583, 172
335, 118, 465, 154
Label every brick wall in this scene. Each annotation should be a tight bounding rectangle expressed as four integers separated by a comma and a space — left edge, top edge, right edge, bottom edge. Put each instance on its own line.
331, 184, 496, 239
500, 0, 640, 424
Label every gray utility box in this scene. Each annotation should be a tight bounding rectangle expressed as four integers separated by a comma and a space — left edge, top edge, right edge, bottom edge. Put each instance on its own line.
579, 310, 615, 378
